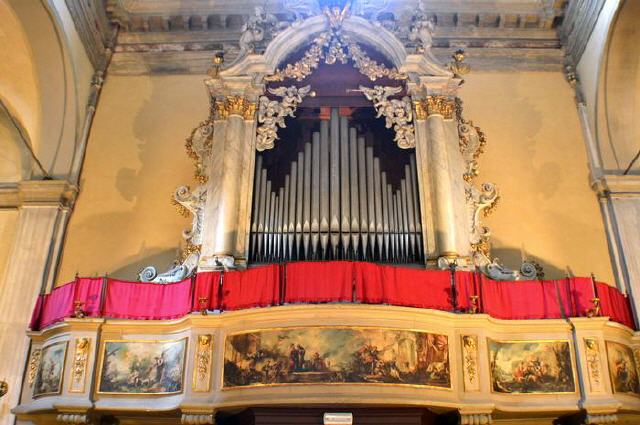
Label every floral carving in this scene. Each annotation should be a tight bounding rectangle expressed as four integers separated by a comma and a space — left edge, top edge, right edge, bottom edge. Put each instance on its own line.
462, 335, 478, 390
70, 338, 90, 391
185, 120, 213, 184
28, 349, 41, 387
256, 85, 314, 151
359, 85, 415, 149
584, 338, 602, 389
193, 334, 213, 392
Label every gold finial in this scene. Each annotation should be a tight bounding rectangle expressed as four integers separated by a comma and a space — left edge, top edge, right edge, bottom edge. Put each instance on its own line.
208, 52, 224, 79
448, 49, 471, 80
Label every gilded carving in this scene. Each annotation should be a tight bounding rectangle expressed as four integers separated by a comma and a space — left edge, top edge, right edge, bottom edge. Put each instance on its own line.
193, 334, 213, 392
584, 338, 602, 391
256, 85, 314, 151
214, 96, 256, 120
425, 96, 455, 119
359, 85, 415, 149
28, 348, 41, 387
265, 5, 405, 83
461, 335, 479, 391
70, 338, 90, 392
184, 120, 213, 184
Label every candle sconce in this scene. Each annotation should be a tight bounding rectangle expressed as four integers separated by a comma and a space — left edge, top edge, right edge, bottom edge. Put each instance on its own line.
198, 297, 209, 316
586, 297, 601, 318
73, 300, 86, 319
468, 295, 479, 314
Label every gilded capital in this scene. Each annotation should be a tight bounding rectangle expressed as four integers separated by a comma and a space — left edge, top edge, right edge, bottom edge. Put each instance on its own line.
413, 96, 456, 120
214, 96, 257, 120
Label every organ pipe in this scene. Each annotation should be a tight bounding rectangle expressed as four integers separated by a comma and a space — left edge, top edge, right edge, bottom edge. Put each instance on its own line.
250, 107, 423, 263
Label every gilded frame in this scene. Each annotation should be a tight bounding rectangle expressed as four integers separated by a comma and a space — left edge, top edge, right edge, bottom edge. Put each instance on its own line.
95, 337, 188, 396
221, 325, 453, 391
487, 338, 578, 395
32, 340, 68, 399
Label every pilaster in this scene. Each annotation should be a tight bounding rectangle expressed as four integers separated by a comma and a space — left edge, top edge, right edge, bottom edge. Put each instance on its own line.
0, 180, 77, 425
593, 175, 640, 327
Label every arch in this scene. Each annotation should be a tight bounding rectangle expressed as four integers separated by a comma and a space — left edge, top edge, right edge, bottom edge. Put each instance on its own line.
597, 0, 640, 174
0, 0, 93, 180
221, 13, 448, 81
0, 99, 32, 182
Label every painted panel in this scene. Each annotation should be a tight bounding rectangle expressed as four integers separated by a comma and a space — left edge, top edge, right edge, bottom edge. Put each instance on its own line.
489, 339, 576, 394
606, 341, 640, 394
33, 341, 68, 398
223, 327, 450, 388
97, 338, 187, 395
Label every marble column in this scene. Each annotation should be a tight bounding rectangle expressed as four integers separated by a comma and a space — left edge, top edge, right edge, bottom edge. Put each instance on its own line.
594, 175, 640, 326
0, 181, 76, 425
413, 86, 470, 263
199, 96, 257, 269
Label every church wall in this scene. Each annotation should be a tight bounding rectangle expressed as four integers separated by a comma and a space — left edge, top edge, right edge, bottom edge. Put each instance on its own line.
462, 71, 614, 283
56, 71, 615, 284
0, 210, 19, 284
56, 75, 207, 284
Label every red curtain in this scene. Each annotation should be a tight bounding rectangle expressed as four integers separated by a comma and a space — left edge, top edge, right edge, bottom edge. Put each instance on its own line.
355, 263, 452, 310
478, 276, 568, 320
597, 282, 635, 329
35, 278, 105, 330
36, 281, 75, 329
222, 264, 280, 310
75, 278, 105, 317
285, 261, 353, 303
104, 278, 192, 320
455, 271, 481, 312
192, 272, 222, 311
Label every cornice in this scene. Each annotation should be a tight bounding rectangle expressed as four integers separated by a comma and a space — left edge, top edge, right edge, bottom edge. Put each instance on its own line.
0, 180, 78, 209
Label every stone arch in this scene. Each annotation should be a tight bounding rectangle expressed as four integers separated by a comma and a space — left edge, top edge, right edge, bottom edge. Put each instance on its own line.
597, 0, 640, 174
0, 99, 32, 182
221, 13, 449, 82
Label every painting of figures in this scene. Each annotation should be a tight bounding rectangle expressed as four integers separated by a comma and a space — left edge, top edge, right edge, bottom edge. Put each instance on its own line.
489, 340, 575, 394
98, 338, 186, 394
223, 327, 450, 388
606, 341, 640, 394
33, 341, 67, 397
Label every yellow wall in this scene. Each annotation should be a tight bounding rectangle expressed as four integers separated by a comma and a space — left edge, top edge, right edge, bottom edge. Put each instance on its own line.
57, 71, 615, 284
461, 71, 614, 283
56, 75, 208, 283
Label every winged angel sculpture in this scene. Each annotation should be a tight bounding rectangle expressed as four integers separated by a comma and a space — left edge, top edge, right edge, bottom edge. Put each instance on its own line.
256, 85, 314, 151
359, 85, 415, 149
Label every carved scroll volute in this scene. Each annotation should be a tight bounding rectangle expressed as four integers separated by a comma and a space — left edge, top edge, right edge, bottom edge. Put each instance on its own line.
70, 338, 91, 393
193, 335, 213, 392
584, 338, 604, 393
461, 335, 480, 392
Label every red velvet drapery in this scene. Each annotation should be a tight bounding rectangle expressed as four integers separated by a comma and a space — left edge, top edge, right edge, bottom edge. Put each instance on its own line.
29, 262, 636, 331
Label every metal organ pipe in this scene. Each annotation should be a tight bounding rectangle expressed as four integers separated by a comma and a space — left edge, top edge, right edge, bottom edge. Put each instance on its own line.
250, 107, 424, 263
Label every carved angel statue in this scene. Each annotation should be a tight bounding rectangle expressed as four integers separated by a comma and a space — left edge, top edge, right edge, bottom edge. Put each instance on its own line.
360, 85, 415, 148
234, 6, 288, 65
256, 85, 314, 151
409, 16, 435, 53
283, 0, 318, 23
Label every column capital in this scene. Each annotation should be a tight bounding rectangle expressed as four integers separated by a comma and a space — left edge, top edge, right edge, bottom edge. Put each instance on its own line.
592, 174, 640, 197
0, 180, 78, 209
213, 96, 257, 120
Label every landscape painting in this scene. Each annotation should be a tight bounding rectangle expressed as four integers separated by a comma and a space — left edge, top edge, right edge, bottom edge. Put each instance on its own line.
606, 341, 640, 394
98, 338, 186, 394
33, 341, 67, 397
489, 339, 575, 394
223, 327, 450, 388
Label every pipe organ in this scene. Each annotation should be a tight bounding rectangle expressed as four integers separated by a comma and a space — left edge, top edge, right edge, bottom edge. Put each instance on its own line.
250, 108, 423, 263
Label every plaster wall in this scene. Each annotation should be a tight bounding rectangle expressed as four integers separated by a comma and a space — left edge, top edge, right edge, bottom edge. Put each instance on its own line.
462, 71, 614, 283
57, 75, 207, 283
0, 210, 19, 285
57, 71, 615, 284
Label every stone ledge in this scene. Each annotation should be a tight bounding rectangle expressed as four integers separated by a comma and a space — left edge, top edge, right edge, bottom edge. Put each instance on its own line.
0, 181, 78, 208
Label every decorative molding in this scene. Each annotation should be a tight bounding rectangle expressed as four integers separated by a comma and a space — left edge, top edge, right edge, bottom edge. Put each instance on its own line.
359, 85, 415, 149
425, 96, 455, 120
181, 413, 215, 425
256, 85, 314, 151
0, 181, 78, 209
584, 413, 618, 424
27, 349, 41, 387
214, 96, 256, 120
592, 174, 640, 197
456, 99, 487, 183
460, 412, 493, 425
56, 414, 91, 425
461, 335, 479, 392
65, 0, 113, 69
139, 185, 206, 283
561, 0, 607, 68
192, 334, 213, 392
584, 338, 603, 393
69, 338, 90, 393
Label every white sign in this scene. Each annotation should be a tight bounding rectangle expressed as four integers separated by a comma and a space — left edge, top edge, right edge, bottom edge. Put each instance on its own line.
323, 413, 353, 425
